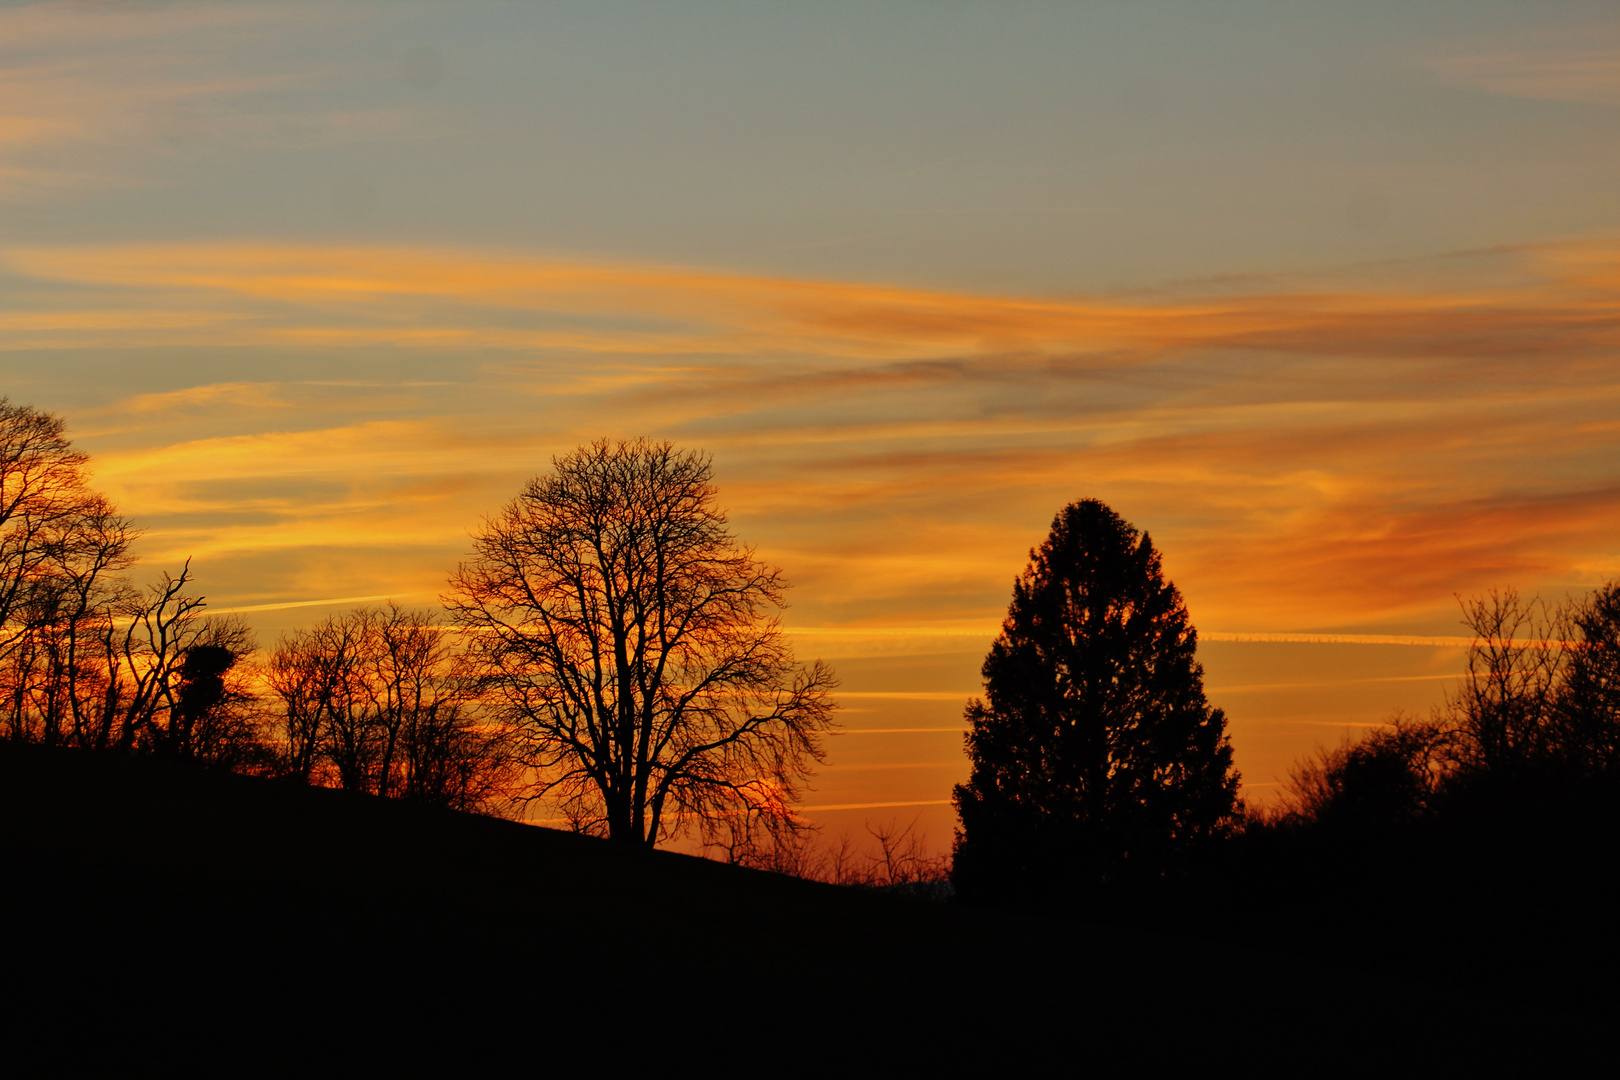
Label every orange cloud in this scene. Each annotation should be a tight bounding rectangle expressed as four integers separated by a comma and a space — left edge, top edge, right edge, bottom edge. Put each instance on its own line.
6, 238, 1617, 642
15, 241, 1615, 365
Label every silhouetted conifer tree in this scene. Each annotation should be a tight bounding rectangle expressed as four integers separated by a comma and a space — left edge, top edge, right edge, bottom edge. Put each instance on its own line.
952, 499, 1238, 900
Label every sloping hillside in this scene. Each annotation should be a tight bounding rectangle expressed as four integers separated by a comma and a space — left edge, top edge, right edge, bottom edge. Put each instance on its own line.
0, 745, 1597, 1072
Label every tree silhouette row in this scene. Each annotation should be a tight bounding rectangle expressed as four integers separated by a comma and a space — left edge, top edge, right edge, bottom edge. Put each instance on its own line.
1267, 586, 1620, 837
10, 393, 1620, 909
1, 404, 834, 847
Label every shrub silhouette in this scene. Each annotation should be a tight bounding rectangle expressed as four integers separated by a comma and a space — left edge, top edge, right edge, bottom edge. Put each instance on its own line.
1279, 715, 1450, 834
1272, 581, 1620, 837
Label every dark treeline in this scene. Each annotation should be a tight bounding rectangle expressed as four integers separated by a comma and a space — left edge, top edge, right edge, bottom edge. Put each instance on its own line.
263, 604, 518, 812
943, 497, 1620, 1011
2, 410, 836, 849
4, 403, 927, 882
1266, 586, 1620, 833
11, 392, 1620, 1005
1202, 584, 1620, 1007
0, 397, 247, 758
0, 398, 516, 814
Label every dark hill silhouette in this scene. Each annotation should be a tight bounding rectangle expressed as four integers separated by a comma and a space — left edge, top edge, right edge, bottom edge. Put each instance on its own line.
1, 745, 1601, 1072
1084, 783, 1620, 1022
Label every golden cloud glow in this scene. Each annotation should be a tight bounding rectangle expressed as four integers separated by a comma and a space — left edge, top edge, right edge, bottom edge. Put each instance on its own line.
11, 1, 1619, 837
13, 241, 1618, 365
6, 239, 1618, 653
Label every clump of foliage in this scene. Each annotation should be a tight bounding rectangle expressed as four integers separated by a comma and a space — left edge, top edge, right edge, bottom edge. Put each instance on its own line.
1274, 714, 1452, 834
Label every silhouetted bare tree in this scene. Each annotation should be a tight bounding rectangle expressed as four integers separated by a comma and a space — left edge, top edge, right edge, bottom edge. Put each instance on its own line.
1, 398, 137, 746
1443, 589, 1571, 779
111, 565, 262, 761
267, 604, 517, 813
1553, 582, 1620, 779
445, 438, 836, 846
856, 818, 952, 898
0, 399, 122, 644
0, 401, 263, 763
160, 619, 264, 770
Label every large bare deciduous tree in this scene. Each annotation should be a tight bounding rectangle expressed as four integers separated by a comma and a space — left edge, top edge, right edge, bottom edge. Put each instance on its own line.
445, 439, 836, 848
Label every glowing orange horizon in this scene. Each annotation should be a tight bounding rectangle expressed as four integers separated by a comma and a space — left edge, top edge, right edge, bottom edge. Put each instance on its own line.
7, 238, 1617, 820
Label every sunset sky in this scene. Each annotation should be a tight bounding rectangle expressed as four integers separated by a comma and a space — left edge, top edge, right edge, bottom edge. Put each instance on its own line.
5, 1, 1619, 848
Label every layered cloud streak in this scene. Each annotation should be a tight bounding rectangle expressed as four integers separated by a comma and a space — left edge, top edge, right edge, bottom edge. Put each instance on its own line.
4, 239, 1617, 640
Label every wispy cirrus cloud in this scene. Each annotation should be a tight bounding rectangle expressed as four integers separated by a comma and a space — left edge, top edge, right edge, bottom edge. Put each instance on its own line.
1430, 29, 1620, 109
6, 238, 1619, 639
9, 241, 1618, 364
0, 2, 433, 198
121, 382, 287, 414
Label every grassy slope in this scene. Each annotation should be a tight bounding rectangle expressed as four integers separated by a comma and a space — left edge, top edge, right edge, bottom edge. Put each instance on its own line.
1, 745, 1602, 1073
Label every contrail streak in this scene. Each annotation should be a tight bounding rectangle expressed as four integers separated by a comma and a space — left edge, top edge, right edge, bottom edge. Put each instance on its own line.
796, 799, 953, 812
206, 594, 408, 615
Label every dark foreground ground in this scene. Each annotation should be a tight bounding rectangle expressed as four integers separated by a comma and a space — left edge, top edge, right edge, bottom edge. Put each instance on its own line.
2, 745, 1607, 1073
1084, 783, 1620, 1028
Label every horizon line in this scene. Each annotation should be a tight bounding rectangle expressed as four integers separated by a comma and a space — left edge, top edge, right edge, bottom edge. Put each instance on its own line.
788, 626, 1500, 647
191, 605, 1560, 650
